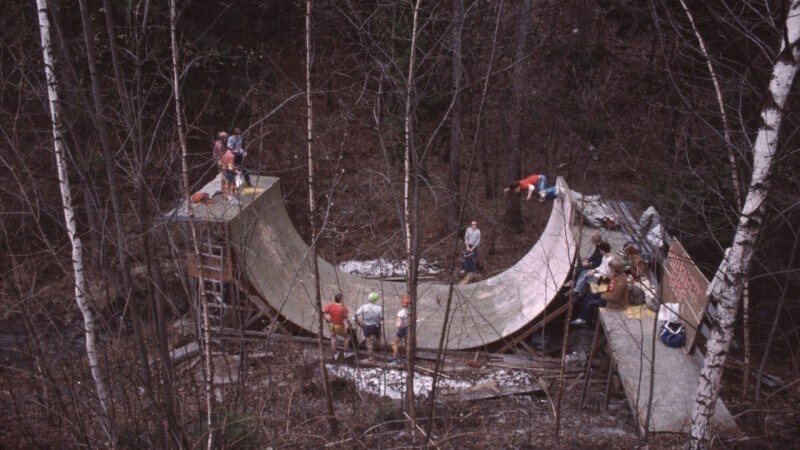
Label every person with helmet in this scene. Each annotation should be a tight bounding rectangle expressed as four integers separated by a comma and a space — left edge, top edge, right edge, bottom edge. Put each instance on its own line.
390, 296, 411, 364
352, 292, 383, 362
323, 293, 350, 358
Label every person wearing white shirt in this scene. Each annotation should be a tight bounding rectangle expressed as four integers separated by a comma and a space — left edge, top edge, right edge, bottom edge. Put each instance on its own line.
571, 242, 612, 297
461, 221, 481, 274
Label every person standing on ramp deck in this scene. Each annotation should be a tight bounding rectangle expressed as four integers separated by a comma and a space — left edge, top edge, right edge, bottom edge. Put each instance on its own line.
227, 127, 252, 187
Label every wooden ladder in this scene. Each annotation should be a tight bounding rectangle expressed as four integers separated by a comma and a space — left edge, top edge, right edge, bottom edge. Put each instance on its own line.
198, 242, 227, 331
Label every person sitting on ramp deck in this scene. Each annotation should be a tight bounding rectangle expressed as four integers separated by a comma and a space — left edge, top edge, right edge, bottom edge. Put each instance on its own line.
571, 258, 630, 326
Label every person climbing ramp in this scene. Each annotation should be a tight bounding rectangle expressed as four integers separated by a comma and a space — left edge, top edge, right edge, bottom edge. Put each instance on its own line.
504, 173, 561, 201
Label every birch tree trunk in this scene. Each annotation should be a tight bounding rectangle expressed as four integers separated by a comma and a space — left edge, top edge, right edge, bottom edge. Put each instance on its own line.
35, 0, 112, 437
689, 3, 800, 447
305, 0, 340, 434
403, 0, 423, 433
677, 0, 754, 394
168, 1, 213, 448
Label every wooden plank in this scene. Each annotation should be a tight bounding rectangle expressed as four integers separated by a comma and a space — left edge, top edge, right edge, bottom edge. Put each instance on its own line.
598, 309, 737, 435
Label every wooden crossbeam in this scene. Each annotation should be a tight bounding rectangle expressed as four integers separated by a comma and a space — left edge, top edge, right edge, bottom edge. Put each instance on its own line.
496, 302, 570, 354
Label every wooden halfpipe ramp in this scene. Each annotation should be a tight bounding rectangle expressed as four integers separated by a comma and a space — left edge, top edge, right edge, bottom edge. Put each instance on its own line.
182, 175, 577, 350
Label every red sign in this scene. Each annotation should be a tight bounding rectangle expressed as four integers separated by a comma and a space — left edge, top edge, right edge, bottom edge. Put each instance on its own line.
662, 241, 710, 353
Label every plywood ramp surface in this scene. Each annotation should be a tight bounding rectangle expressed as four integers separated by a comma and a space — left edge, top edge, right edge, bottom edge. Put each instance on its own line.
184, 176, 576, 350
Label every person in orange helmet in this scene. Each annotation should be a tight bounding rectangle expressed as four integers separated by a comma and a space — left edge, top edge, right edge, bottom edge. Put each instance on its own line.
390, 296, 411, 364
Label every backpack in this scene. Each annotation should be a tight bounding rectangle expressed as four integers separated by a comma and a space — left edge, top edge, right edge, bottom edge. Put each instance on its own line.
629, 284, 645, 306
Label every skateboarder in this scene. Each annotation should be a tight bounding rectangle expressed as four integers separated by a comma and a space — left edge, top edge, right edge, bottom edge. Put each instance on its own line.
504, 173, 560, 201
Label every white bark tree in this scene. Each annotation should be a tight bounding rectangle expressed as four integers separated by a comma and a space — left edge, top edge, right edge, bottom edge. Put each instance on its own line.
306, 0, 340, 434
689, 2, 800, 448
35, 0, 112, 438
403, 0, 423, 431
677, 0, 754, 394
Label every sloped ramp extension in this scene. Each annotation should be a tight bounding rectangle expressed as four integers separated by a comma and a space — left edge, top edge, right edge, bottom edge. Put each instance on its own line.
218, 175, 577, 350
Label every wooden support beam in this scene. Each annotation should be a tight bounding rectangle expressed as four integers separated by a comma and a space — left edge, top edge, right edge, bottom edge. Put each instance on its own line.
496, 302, 570, 354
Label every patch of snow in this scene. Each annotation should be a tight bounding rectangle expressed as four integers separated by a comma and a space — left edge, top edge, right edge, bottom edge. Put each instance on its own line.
337, 258, 443, 277
325, 365, 535, 400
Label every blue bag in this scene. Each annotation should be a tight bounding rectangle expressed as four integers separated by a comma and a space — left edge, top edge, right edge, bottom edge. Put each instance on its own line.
659, 321, 685, 348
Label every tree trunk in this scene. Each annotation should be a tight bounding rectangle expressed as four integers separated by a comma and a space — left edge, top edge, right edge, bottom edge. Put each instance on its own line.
677, 0, 753, 396
504, 0, 532, 232
478, 2, 504, 202
103, 1, 184, 444
689, 3, 800, 447
403, 0, 423, 433
306, 0, 340, 435
168, 1, 212, 448
35, 0, 112, 438
76, 0, 158, 428
446, 0, 464, 235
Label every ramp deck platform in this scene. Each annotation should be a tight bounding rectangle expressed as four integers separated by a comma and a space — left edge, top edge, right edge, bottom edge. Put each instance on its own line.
598, 304, 738, 435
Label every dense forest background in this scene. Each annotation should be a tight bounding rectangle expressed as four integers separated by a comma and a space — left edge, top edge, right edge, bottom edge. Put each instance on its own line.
1, 0, 798, 447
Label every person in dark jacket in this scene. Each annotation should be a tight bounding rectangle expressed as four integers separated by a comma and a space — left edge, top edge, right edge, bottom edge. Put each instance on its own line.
571, 259, 630, 326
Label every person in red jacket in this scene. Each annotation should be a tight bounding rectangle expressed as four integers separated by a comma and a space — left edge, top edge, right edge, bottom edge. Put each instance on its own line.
504, 173, 560, 201
323, 293, 350, 356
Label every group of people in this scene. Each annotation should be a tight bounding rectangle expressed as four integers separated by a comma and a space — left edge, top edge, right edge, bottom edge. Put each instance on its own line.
322, 291, 411, 364
314, 172, 566, 362
458, 173, 560, 277
212, 127, 252, 205
567, 231, 633, 326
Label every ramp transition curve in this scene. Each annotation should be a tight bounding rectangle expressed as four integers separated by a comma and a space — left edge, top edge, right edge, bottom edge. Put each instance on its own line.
227, 176, 577, 350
